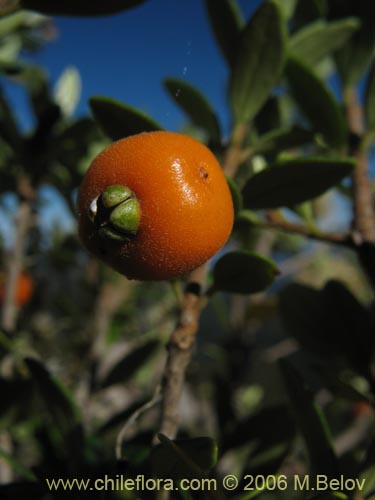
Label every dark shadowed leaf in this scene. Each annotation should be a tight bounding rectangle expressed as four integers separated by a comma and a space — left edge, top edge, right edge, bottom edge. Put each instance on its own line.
89, 96, 163, 140
254, 96, 281, 135
25, 358, 80, 431
221, 405, 295, 453
0, 86, 22, 150
279, 281, 373, 375
51, 117, 101, 179
0, 60, 27, 76
213, 250, 279, 294
253, 125, 314, 154
286, 57, 347, 148
365, 62, 375, 131
97, 398, 149, 435
329, 0, 375, 84
229, 0, 286, 124
164, 78, 221, 146
151, 434, 218, 480
99, 340, 159, 389
293, 0, 328, 30
280, 359, 339, 476
204, 0, 244, 67
242, 157, 354, 210
227, 177, 243, 215
20, 0, 148, 16
289, 18, 360, 66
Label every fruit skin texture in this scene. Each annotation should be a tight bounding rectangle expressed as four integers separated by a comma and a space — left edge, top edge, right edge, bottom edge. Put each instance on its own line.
77, 131, 234, 281
0, 272, 34, 307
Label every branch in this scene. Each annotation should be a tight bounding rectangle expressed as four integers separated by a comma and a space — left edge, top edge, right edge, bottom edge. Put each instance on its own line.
344, 86, 375, 243
1, 177, 35, 333
157, 265, 206, 439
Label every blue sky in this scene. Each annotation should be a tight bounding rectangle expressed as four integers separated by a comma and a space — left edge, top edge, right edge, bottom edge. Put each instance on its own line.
2, 0, 263, 241
11, 0, 262, 135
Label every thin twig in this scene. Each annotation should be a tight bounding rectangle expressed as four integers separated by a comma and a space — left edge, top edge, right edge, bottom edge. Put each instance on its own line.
259, 211, 355, 248
116, 384, 162, 461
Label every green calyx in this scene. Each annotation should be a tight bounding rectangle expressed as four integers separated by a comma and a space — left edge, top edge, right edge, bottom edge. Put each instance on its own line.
89, 185, 141, 241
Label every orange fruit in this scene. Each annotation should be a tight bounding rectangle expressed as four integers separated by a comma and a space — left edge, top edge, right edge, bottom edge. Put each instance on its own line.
0, 271, 34, 307
77, 131, 234, 281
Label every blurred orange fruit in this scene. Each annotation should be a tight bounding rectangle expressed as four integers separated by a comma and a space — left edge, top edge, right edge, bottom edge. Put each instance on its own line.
0, 271, 34, 307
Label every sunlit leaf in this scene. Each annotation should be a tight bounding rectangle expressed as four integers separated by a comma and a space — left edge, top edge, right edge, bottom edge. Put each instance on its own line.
213, 250, 279, 294
289, 18, 360, 66
53, 66, 81, 118
242, 157, 354, 210
20, 0, 149, 16
89, 96, 163, 140
164, 78, 221, 146
229, 0, 286, 124
204, 0, 244, 67
286, 57, 347, 148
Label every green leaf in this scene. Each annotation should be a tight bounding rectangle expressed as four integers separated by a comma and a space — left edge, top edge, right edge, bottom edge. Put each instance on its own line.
229, 0, 286, 125
253, 125, 314, 154
365, 62, 375, 131
286, 57, 347, 148
0, 447, 37, 481
279, 359, 339, 477
0, 86, 21, 150
330, 1, 375, 85
277, 0, 298, 19
89, 96, 163, 140
289, 18, 360, 66
0, 11, 28, 38
151, 435, 218, 480
0, 59, 27, 76
20, 0, 148, 16
227, 177, 243, 215
24, 358, 81, 433
99, 340, 159, 389
213, 250, 279, 294
293, 0, 327, 29
242, 157, 354, 210
164, 78, 221, 146
254, 96, 281, 135
204, 0, 244, 67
